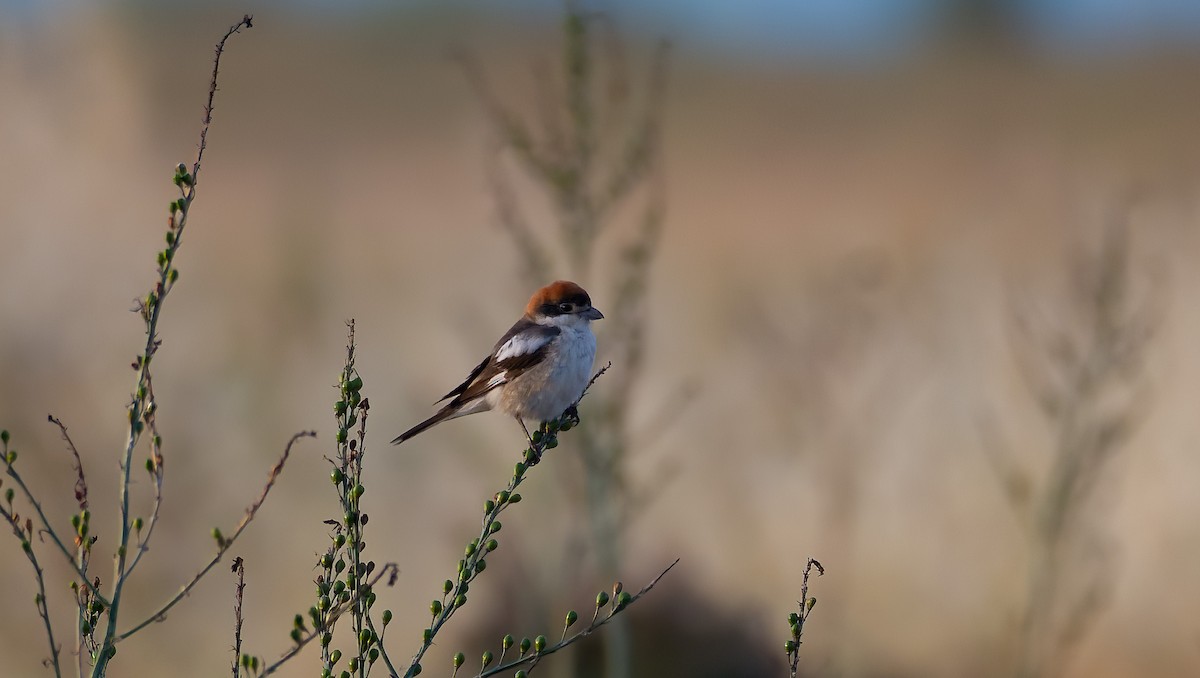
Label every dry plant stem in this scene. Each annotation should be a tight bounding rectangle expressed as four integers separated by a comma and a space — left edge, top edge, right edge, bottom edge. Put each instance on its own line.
256, 564, 399, 677
91, 16, 253, 677
115, 429, 312, 643
475, 559, 679, 678
998, 217, 1156, 678
48, 415, 88, 511
232, 557, 246, 678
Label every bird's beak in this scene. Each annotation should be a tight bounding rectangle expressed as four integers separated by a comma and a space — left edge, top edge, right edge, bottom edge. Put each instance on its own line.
583, 307, 604, 320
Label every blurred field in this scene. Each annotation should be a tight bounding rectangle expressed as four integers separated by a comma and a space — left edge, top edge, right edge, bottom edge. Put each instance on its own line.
2, 4, 1200, 677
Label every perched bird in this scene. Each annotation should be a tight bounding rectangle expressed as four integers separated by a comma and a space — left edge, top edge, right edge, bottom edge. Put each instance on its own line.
392, 280, 603, 446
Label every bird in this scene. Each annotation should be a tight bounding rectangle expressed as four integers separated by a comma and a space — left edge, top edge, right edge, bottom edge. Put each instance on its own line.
391, 280, 603, 446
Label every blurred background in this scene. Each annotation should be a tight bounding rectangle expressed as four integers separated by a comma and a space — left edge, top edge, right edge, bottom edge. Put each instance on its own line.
2, 1, 1200, 676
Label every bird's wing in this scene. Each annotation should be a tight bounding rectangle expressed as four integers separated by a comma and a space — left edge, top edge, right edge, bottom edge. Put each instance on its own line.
437, 319, 560, 407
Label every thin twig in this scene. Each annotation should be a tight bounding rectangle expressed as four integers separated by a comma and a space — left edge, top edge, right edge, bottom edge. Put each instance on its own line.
48, 415, 88, 510
476, 558, 679, 677
116, 430, 313, 642
0, 499, 63, 677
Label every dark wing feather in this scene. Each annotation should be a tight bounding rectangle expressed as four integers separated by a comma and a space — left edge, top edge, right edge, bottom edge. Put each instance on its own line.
435, 355, 490, 404
447, 321, 559, 406
392, 319, 559, 446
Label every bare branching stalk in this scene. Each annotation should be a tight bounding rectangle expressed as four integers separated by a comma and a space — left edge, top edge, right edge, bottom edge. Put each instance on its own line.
989, 215, 1158, 678
461, 4, 671, 674
231, 557, 246, 678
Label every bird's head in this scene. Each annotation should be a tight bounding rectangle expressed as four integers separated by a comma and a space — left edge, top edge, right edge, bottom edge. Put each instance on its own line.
525, 280, 604, 327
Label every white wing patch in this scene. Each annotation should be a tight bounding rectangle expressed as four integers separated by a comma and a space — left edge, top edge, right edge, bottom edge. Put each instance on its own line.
487, 371, 508, 388
495, 333, 554, 361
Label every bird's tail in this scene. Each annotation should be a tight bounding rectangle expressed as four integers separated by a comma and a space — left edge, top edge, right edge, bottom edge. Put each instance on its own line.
391, 407, 455, 445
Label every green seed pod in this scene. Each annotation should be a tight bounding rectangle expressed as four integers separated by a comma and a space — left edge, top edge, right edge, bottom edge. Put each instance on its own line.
496, 490, 510, 503
334, 400, 348, 416
534, 635, 547, 653
330, 649, 342, 664
453, 652, 464, 669
336, 428, 348, 443
515, 671, 527, 678
459, 582, 469, 595
502, 634, 514, 650
519, 637, 531, 656
430, 600, 442, 616
411, 663, 421, 675
347, 657, 359, 671
531, 430, 543, 444
509, 493, 522, 504
133, 517, 144, 532
331, 469, 344, 484
352, 484, 365, 499
616, 591, 632, 610
422, 628, 432, 644
545, 437, 558, 449
513, 462, 526, 478
211, 527, 224, 545
359, 629, 371, 648
595, 591, 609, 608
484, 499, 495, 513
474, 559, 487, 573
176, 163, 188, 175
335, 534, 346, 548
490, 520, 502, 533
485, 539, 498, 552
565, 610, 578, 628
332, 580, 345, 595
290, 629, 302, 644
6, 450, 17, 464
785, 640, 796, 654
465, 542, 476, 557
443, 579, 454, 595
790, 623, 801, 638
4, 488, 12, 504
346, 376, 363, 392
368, 648, 379, 663
806, 597, 817, 612
72, 514, 81, 529
788, 612, 799, 626
0, 430, 7, 443
453, 593, 467, 608
382, 609, 392, 625
481, 650, 494, 667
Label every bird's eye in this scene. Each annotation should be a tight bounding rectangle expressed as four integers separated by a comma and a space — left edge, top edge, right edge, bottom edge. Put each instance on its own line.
558, 302, 574, 313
